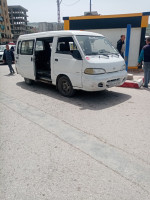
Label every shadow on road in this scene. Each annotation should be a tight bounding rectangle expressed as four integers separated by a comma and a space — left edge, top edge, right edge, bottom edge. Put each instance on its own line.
16, 81, 131, 111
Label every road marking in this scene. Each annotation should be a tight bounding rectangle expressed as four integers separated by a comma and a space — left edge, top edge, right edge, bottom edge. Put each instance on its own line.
0, 91, 150, 193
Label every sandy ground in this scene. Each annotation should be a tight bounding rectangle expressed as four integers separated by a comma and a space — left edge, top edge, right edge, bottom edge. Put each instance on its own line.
0, 64, 150, 200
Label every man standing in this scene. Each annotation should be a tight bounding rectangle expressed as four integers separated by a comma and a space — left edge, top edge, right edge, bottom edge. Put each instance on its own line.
3, 44, 15, 75
117, 35, 125, 58
138, 37, 150, 88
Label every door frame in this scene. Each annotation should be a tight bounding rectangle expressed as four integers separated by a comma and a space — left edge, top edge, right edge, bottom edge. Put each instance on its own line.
19, 39, 36, 80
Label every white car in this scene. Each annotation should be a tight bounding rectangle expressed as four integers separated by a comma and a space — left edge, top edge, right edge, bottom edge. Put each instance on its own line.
0, 44, 16, 64
0, 45, 5, 63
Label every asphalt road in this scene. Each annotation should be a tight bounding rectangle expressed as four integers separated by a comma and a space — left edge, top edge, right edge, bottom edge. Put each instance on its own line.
0, 64, 150, 200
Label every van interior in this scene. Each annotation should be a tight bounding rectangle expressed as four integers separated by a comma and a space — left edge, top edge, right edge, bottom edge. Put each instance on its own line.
35, 37, 53, 81
35, 36, 79, 81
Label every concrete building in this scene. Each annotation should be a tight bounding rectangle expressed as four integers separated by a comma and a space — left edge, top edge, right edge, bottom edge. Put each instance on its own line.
8, 5, 29, 42
38, 22, 63, 32
63, 12, 150, 69
0, 0, 12, 44
28, 22, 64, 33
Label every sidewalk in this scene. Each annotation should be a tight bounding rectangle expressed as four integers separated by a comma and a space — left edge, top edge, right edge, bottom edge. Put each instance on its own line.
120, 69, 144, 88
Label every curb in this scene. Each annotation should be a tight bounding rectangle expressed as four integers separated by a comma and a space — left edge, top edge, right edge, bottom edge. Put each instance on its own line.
120, 78, 144, 88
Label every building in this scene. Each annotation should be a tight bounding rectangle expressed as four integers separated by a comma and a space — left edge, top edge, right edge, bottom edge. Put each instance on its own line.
27, 25, 38, 34
8, 5, 29, 42
0, 0, 12, 44
146, 24, 150, 36
63, 12, 150, 69
28, 22, 64, 33
37, 22, 63, 32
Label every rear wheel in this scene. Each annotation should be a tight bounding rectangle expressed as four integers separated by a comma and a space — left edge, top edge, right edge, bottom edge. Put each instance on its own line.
57, 76, 75, 97
24, 78, 33, 85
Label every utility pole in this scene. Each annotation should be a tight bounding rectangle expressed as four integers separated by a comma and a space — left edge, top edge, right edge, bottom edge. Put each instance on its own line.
57, 0, 62, 23
90, 0, 92, 14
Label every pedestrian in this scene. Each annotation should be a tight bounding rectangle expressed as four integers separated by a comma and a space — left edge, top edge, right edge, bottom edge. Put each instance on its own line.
138, 36, 150, 88
10, 46, 15, 52
3, 44, 15, 75
117, 35, 125, 58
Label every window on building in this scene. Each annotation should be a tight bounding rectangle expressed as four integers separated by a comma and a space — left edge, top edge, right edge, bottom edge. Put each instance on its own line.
20, 40, 34, 55
0, 16, 4, 22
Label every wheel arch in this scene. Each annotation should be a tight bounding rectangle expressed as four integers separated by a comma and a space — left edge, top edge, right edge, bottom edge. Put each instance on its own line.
56, 74, 71, 89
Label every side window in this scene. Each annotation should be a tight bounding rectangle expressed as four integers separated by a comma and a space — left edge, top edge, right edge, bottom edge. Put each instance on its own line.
17, 41, 21, 54
56, 37, 77, 54
35, 41, 44, 51
20, 40, 34, 55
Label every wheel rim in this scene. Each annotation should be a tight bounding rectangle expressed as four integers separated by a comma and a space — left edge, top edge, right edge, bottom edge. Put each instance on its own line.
62, 80, 71, 95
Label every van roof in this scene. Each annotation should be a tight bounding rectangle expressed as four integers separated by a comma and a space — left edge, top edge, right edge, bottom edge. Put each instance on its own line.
18, 30, 103, 40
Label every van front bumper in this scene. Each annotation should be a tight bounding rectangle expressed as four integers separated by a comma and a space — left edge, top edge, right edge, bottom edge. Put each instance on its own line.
82, 70, 127, 91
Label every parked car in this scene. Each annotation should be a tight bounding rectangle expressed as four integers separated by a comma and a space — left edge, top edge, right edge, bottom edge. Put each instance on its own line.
0, 44, 16, 64
0, 45, 6, 63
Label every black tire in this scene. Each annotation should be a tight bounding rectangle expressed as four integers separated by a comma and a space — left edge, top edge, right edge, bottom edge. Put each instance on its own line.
57, 76, 75, 97
24, 78, 33, 85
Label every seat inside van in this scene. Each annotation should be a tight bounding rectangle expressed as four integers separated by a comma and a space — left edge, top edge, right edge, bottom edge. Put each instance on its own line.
35, 37, 53, 79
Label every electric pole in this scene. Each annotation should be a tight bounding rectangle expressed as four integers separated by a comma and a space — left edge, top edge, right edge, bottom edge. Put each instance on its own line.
90, 0, 92, 14
57, 0, 62, 23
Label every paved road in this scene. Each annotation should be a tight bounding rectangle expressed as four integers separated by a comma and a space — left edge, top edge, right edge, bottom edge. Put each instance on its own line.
0, 64, 150, 200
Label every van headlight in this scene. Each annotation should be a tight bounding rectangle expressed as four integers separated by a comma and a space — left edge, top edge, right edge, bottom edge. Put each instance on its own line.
84, 68, 106, 75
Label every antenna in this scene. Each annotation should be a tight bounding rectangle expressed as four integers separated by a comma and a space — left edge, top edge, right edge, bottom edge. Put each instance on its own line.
57, 0, 62, 23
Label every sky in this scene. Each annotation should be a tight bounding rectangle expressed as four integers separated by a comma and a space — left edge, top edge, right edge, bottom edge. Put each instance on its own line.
7, 0, 150, 23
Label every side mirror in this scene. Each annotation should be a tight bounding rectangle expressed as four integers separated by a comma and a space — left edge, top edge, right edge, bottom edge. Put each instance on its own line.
72, 50, 82, 60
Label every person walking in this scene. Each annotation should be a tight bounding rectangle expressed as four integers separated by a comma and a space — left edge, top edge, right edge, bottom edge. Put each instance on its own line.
138, 36, 150, 88
117, 35, 125, 58
3, 44, 15, 75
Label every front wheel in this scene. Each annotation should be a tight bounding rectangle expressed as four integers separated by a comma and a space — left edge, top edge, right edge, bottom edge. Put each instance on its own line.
57, 76, 75, 97
24, 78, 33, 85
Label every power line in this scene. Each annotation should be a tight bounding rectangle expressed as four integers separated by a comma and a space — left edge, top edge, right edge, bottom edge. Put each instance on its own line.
62, 0, 81, 7
57, 0, 92, 23
57, 0, 80, 23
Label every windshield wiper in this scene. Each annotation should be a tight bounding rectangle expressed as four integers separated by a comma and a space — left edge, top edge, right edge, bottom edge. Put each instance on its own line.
98, 53, 109, 58
98, 50, 119, 57
108, 52, 119, 57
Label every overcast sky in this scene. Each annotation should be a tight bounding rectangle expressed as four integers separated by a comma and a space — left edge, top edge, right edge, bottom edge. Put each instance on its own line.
7, 0, 150, 23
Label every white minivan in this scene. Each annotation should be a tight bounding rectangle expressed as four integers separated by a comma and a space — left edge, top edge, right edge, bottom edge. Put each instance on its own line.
15, 30, 127, 97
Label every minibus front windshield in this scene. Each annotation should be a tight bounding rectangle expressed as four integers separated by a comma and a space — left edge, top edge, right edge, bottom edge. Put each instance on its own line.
76, 35, 119, 56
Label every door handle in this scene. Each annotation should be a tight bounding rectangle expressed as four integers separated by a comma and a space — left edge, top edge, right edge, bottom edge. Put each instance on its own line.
55, 58, 58, 62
